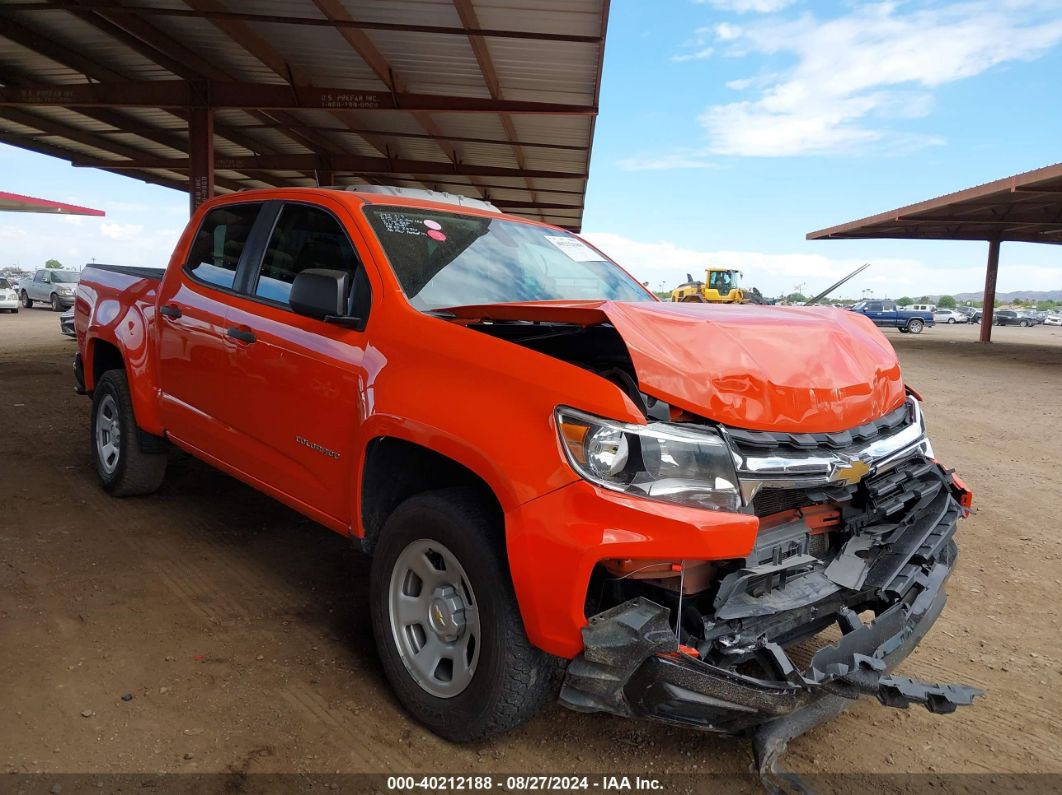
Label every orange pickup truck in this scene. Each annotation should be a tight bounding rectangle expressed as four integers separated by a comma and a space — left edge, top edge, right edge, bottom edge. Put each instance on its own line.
73, 186, 979, 774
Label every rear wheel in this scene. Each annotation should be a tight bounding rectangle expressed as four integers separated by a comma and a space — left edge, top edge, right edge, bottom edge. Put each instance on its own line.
91, 370, 167, 496
370, 488, 557, 742
21, 291, 32, 308
907, 319, 924, 334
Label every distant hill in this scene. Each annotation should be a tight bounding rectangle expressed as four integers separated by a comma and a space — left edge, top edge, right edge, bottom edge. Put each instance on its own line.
948, 290, 1062, 303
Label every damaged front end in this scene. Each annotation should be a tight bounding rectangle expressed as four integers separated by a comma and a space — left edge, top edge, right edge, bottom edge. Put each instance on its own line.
559, 397, 981, 776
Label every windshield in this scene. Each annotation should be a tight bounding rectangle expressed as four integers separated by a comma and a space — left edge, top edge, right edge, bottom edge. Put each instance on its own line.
49, 271, 79, 284
363, 207, 651, 310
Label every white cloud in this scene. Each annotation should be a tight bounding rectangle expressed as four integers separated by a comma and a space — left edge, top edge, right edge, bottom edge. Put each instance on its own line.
618, 151, 718, 171
678, 1, 1062, 157
583, 231, 1062, 298
672, 47, 715, 62
694, 0, 797, 13
100, 222, 145, 240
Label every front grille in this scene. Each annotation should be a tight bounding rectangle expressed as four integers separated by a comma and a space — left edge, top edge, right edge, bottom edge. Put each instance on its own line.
726, 402, 913, 455
751, 488, 813, 517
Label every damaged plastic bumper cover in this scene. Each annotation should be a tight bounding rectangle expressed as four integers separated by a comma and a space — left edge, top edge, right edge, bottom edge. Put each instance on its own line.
559, 480, 982, 742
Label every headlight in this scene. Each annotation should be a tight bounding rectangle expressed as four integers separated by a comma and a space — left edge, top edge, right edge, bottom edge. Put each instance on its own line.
58, 287, 75, 295
556, 407, 741, 511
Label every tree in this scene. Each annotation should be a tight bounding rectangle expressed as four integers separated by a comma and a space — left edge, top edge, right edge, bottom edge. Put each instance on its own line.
896, 296, 913, 306
937, 295, 957, 308
786, 292, 808, 304
45, 259, 63, 269
918, 295, 931, 303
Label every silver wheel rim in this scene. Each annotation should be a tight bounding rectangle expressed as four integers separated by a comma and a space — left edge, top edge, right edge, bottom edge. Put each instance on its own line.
388, 538, 480, 698
95, 394, 121, 475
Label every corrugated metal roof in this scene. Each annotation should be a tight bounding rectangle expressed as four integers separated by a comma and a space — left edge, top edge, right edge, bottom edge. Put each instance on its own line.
0, 0, 608, 229
808, 162, 1062, 245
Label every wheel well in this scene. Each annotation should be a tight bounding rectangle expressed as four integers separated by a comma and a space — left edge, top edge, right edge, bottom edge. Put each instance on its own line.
90, 340, 125, 387
360, 437, 503, 553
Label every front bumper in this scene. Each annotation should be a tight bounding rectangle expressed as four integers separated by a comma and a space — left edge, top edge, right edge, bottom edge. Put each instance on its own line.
0, 296, 18, 309
559, 464, 980, 738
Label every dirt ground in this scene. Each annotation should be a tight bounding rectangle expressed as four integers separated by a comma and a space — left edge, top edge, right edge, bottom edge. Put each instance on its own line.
1, 307, 1061, 783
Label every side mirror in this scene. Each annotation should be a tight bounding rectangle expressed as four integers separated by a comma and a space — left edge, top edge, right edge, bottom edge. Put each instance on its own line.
290, 268, 355, 323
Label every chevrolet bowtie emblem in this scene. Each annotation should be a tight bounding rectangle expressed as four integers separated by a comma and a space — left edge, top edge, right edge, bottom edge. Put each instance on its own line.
835, 458, 871, 485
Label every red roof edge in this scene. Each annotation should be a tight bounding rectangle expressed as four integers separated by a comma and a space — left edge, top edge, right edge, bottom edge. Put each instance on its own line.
0, 190, 106, 216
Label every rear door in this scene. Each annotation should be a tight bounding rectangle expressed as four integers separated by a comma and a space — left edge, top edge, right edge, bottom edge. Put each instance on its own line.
880, 300, 899, 327
156, 201, 268, 460
220, 199, 375, 527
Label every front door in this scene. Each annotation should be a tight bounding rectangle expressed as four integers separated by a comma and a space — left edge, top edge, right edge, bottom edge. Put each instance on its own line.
156, 201, 265, 460
221, 200, 373, 526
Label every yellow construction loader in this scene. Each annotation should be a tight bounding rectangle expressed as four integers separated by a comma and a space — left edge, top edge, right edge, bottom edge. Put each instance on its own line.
670, 269, 762, 303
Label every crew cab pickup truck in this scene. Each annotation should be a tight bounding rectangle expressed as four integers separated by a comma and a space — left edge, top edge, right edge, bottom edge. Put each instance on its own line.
73, 187, 978, 776
849, 299, 934, 334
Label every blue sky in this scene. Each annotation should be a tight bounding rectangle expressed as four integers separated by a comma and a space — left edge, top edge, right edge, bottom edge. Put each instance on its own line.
2, 0, 1061, 299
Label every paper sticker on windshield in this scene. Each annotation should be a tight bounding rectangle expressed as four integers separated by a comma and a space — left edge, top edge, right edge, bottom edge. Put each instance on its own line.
544, 236, 606, 262
377, 212, 426, 236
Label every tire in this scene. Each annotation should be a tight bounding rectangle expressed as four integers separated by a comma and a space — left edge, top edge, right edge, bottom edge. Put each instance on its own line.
681, 295, 706, 303
1021, 320, 1030, 327
907, 319, 924, 334
948, 318, 956, 324
90, 369, 167, 497
370, 488, 557, 742
899, 327, 910, 333
50, 293, 62, 312
21, 291, 32, 308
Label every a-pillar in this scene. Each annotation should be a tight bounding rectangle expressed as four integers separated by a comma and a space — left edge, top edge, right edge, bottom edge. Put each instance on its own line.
189, 106, 214, 215
979, 238, 1000, 343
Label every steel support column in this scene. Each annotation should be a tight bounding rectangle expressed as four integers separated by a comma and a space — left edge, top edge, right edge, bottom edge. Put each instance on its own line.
189, 106, 214, 214
979, 238, 1000, 343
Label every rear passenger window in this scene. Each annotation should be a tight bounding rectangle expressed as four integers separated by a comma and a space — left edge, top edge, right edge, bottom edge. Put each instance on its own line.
185, 204, 261, 290
253, 204, 360, 306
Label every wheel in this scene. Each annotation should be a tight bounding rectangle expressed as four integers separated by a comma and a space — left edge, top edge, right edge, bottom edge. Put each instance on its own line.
21, 291, 32, 308
50, 293, 62, 312
899, 327, 910, 333
907, 319, 924, 334
370, 488, 557, 742
948, 318, 956, 324
1021, 320, 1030, 327
681, 295, 706, 303
90, 369, 167, 497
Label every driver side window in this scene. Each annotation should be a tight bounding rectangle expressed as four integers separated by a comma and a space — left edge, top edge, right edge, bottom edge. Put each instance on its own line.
252, 204, 362, 309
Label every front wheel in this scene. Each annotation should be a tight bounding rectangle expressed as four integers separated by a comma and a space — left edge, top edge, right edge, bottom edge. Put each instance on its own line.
948, 318, 956, 324
370, 488, 557, 742
1021, 320, 1031, 327
91, 370, 167, 496
21, 291, 32, 308
907, 319, 924, 334
50, 293, 62, 312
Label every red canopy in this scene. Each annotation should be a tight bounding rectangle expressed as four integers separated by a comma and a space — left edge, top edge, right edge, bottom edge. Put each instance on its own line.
0, 191, 105, 216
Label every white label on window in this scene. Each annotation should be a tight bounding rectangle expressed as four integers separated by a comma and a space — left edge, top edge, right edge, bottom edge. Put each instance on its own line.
544, 235, 606, 262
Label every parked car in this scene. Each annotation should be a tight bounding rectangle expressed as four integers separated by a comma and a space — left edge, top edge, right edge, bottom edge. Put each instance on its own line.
848, 299, 934, 333
0, 277, 19, 313
73, 187, 979, 757
59, 307, 75, 337
994, 310, 1034, 327
910, 303, 935, 313
933, 309, 968, 324
1045, 314, 1062, 326
21, 269, 80, 311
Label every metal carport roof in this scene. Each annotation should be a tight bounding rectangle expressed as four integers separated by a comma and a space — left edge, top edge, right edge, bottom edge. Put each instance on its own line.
807, 162, 1062, 342
0, 0, 610, 230
808, 162, 1062, 245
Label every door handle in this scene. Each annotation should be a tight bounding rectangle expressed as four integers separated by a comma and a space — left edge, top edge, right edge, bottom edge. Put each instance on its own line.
226, 326, 256, 344
160, 304, 182, 319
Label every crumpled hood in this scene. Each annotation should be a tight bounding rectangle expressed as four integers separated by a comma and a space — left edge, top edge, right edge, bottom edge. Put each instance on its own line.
444, 300, 906, 433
